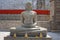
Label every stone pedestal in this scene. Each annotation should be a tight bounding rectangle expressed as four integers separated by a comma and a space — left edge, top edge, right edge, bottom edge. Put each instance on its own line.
4, 35, 52, 40
10, 27, 47, 37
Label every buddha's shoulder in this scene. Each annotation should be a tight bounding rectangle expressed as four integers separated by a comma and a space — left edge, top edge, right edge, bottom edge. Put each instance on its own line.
21, 11, 26, 14
31, 11, 37, 15
31, 11, 36, 13
21, 11, 37, 15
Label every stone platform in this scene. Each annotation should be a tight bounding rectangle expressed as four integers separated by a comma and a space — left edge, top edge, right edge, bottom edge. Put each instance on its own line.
10, 27, 47, 37
4, 35, 52, 40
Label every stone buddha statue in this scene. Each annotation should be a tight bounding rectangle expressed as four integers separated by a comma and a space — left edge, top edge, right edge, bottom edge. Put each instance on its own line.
10, 2, 47, 37
20, 2, 37, 28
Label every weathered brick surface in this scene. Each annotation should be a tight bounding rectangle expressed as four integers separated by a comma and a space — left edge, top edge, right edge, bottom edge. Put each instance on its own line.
0, 14, 20, 20
0, 21, 22, 29
37, 15, 50, 21
37, 21, 50, 28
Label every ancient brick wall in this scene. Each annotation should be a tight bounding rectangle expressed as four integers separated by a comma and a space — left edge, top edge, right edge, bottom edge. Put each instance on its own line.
0, 14, 50, 29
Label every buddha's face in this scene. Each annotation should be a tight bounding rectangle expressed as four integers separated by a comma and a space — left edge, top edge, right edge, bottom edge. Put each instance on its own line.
25, 2, 32, 11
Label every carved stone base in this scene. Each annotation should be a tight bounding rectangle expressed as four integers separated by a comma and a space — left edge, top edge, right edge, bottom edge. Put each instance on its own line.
4, 35, 52, 40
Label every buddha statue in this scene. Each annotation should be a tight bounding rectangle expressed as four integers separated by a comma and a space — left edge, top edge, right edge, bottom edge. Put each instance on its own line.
10, 2, 47, 37
20, 2, 37, 28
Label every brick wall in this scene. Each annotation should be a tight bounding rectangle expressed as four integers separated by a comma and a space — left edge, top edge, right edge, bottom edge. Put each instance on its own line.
0, 14, 50, 29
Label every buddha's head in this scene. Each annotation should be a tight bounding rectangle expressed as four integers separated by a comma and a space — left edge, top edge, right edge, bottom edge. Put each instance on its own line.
25, 2, 32, 11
